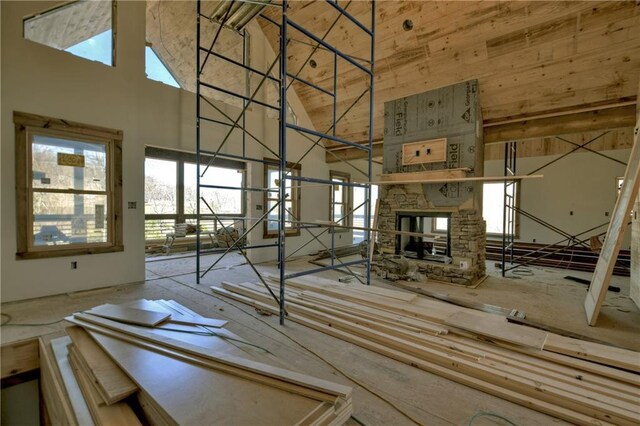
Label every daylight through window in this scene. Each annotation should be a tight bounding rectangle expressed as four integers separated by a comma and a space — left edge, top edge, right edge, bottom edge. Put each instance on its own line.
24, 1, 115, 67
15, 112, 123, 259
264, 161, 301, 238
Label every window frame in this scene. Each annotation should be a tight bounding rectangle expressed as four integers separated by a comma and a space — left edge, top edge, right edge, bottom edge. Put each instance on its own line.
484, 181, 520, 237
144, 147, 246, 241
23, 0, 118, 67
329, 170, 351, 232
263, 159, 301, 238
14, 111, 123, 259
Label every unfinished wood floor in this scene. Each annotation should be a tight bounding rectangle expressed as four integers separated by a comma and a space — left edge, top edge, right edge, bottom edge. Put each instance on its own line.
3, 252, 639, 425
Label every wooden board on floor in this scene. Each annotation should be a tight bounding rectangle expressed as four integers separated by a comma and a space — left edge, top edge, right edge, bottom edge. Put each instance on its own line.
119, 299, 227, 328
544, 333, 640, 373
211, 285, 631, 426
38, 333, 79, 426
585, 119, 640, 325
49, 337, 94, 426
84, 304, 170, 327
68, 312, 352, 399
86, 331, 335, 426
66, 326, 138, 404
444, 311, 549, 350
67, 348, 141, 426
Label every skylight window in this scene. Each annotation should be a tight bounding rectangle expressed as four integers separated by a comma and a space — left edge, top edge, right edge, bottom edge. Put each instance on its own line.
145, 46, 180, 88
24, 1, 114, 67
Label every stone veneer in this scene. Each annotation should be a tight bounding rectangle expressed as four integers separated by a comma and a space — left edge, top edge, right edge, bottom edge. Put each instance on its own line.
378, 184, 486, 286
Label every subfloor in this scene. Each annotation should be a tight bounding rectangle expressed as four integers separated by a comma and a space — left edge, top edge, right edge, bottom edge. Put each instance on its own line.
2, 252, 639, 425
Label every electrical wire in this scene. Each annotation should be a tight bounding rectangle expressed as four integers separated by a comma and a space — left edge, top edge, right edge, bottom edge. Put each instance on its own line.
468, 411, 517, 426
1, 313, 64, 327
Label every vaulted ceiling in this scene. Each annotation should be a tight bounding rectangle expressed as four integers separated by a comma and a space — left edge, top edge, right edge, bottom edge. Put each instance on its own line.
141, 0, 640, 160
258, 1, 640, 154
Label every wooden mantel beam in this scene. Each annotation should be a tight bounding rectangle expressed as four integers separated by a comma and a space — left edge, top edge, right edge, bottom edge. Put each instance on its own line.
325, 99, 637, 163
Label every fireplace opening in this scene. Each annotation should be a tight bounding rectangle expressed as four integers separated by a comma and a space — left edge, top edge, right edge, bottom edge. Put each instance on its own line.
395, 212, 451, 262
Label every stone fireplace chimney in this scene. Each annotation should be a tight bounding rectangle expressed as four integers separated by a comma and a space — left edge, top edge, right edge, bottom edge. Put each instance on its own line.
378, 80, 486, 286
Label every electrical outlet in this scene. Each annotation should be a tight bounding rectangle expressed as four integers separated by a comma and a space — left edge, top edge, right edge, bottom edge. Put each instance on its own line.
533, 239, 536, 243
128, 201, 137, 209
569, 211, 573, 216
605, 211, 609, 217
71, 261, 78, 270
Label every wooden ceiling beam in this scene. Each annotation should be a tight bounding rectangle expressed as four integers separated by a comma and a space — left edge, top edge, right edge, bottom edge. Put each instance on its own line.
325, 99, 637, 163
484, 102, 637, 145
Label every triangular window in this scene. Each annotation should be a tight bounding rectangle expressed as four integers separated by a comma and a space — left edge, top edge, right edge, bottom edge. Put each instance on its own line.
24, 1, 114, 67
145, 46, 180, 88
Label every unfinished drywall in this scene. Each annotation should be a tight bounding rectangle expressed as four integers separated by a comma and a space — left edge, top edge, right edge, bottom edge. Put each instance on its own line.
484, 148, 632, 249
0, 1, 332, 301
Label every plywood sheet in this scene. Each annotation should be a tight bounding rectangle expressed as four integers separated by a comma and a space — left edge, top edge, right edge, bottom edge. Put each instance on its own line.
87, 331, 329, 425
84, 304, 170, 327
121, 299, 227, 328
66, 326, 137, 404
67, 348, 141, 426
50, 337, 94, 426
402, 138, 447, 165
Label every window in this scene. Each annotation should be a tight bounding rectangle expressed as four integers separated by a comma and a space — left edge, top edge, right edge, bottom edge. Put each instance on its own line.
24, 1, 116, 67
14, 111, 123, 259
397, 212, 451, 260
145, 45, 180, 88
329, 171, 350, 231
483, 182, 518, 235
434, 217, 449, 232
352, 185, 378, 244
264, 161, 301, 238
144, 148, 245, 241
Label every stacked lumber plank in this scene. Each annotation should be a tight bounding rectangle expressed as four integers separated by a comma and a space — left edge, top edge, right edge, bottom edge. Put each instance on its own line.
42, 298, 352, 425
212, 275, 640, 426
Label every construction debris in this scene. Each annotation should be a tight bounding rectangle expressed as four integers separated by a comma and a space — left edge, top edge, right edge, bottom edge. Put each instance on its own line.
40, 299, 352, 425
213, 275, 640, 426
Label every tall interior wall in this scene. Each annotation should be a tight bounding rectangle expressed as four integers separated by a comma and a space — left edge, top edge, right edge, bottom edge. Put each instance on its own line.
0, 1, 333, 302
484, 148, 632, 250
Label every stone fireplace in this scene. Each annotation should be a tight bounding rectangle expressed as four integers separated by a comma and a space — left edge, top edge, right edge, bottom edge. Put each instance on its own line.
378, 80, 486, 286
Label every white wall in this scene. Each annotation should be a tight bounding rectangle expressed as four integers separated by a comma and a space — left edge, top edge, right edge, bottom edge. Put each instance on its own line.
0, 1, 338, 301
485, 149, 632, 249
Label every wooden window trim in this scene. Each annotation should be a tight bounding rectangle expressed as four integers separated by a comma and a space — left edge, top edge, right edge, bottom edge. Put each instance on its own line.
14, 111, 123, 259
263, 159, 301, 239
329, 170, 351, 232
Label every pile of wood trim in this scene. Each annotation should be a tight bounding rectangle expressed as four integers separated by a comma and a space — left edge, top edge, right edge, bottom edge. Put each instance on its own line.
42, 299, 353, 425
213, 275, 640, 426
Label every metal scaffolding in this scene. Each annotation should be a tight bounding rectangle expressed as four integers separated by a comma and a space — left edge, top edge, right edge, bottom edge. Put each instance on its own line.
195, 1, 376, 324
500, 132, 631, 275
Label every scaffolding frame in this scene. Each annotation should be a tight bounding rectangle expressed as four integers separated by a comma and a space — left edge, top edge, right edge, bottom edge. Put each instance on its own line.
196, 1, 376, 325
500, 132, 630, 275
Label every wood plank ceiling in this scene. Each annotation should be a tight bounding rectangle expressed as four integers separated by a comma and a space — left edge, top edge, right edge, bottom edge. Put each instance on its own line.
258, 1, 640, 153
